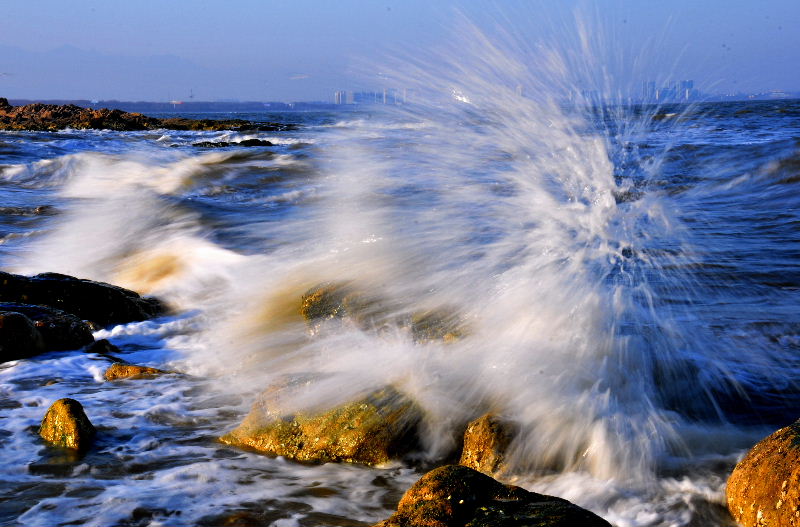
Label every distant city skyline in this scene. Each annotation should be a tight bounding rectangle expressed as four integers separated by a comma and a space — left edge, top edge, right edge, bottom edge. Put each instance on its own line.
1, 1, 799, 102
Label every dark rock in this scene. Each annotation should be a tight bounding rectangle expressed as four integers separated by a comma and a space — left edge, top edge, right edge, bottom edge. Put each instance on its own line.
104, 363, 169, 381
459, 413, 515, 475
220, 386, 422, 465
373, 464, 612, 527
726, 418, 800, 526
192, 139, 273, 148
0, 271, 166, 326
39, 398, 96, 451
238, 138, 273, 147
84, 338, 121, 356
0, 310, 45, 361
0, 303, 94, 351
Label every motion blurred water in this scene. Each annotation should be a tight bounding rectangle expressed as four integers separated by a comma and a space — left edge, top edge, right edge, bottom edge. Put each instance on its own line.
2, 21, 800, 527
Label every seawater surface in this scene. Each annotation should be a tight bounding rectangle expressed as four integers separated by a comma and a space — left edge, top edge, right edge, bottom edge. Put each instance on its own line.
1, 97, 800, 527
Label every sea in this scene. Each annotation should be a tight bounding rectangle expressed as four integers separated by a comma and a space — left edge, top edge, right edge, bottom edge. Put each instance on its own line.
1, 77, 800, 526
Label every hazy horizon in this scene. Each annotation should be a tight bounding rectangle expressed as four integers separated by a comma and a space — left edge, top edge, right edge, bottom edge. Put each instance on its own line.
2, 0, 799, 103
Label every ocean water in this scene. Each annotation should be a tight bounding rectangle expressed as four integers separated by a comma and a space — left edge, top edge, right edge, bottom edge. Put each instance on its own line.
2, 65, 800, 527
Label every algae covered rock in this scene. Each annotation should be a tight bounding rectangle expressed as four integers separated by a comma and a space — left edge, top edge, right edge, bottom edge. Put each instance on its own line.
39, 398, 96, 451
459, 413, 515, 475
220, 386, 422, 465
374, 464, 611, 527
726, 418, 800, 527
103, 363, 169, 381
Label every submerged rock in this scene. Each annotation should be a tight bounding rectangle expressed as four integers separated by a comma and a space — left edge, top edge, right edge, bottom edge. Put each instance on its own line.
726, 418, 800, 527
39, 398, 96, 451
220, 386, 422, 465
374, 464, 611, 527
104, 363, 169, 381
409, 307, 464, 343
192, 139, 274, 148
0, 271, 165, 326
459, 413, 515, 475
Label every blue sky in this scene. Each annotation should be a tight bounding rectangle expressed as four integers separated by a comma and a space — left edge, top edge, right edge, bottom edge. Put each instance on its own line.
1, 0, 798, 102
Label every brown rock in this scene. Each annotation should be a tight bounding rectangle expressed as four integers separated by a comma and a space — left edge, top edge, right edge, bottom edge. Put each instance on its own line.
39, 398, 96, 451
104, 363, 169, 381
373, 464, 612, 527
220, 386, 422, 465
459, 413, 515, 475
410, 307, 464, 343
726, 419, 800, 526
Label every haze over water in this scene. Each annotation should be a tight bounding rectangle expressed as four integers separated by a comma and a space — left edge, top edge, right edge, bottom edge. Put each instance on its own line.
1, 7, 800, 527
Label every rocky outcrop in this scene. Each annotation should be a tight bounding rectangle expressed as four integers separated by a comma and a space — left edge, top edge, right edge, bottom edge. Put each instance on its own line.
459, 413, 515, 475
0, 99, 295, 132
39, 398, 96, 451
0, 310, 45, 361
0, 271, 165, 327
0, 303, 94, 351
726, 419, 800, 526
373, 464, 611, 527
104, 363, 169, 381
220, 386, 422, 465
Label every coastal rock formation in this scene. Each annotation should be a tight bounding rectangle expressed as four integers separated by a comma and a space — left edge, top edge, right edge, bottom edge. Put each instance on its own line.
726, 419, 800, 526
39, 398, 96, 451
459, 413, 515, 475
104, 363, 169, 381
0, 303, 94, 351
0, 271, 165, 326
373, 464, 612, 527
0, 98, 294, 132
0, 310, 45, 361
220, 386, 422, 465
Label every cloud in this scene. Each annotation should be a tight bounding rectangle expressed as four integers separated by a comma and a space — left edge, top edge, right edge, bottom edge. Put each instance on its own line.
289, 73, 311, 80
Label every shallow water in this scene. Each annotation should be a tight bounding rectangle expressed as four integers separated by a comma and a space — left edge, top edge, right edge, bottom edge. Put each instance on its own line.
1, 76, 800, 527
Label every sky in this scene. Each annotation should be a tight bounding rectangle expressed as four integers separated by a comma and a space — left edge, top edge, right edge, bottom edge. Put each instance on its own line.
0, 0, 798, 102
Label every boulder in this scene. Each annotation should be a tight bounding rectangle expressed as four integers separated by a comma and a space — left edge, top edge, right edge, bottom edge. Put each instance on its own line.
0, 310, 45, 361
220, 386, 422, 465
39, 398, 96, 451
459, 413, 515, 475
0, 271, 165, 326
0, 302, 94, 351
726, 419, 800, 526
104, 363, 169, 381
373, 464, 611, 527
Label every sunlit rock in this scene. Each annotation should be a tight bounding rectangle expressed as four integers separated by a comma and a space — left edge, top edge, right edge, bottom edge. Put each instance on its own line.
39, 398, 96, 451
103, 363, 170, 381
459, 413, 515, 475
373, 464, 611, 527
726, 419, 800, 527
220, 386, 422, 465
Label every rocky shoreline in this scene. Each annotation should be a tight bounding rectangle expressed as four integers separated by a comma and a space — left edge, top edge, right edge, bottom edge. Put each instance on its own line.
3, 270, 794, 526
0, 98, 295, 132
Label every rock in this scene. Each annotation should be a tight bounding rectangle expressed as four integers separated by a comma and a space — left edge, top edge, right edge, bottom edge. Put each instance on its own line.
192, 139, 274, 148
0, 303, 94, 351
104, 363, 168, 381
726, 419, 800, 526
0, 271, 165, 326
459, 413, 515, 475
299, 282, 390, 333
220, 386, 422, 465
39, 398, 96, 451
84, 338, 121, 356
410, 307, 464, 343
373, 464, 611, 527
0, 310, 45, 362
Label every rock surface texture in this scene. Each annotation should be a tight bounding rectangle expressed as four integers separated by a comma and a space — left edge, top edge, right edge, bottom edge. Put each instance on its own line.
373, 464, 612, 527
0, 98, 294, 132
220, 386, 422, 465
459, 413, 515, 475
39, 398, 96, 451
104, 363, 169, 381
727, 419, 800, 527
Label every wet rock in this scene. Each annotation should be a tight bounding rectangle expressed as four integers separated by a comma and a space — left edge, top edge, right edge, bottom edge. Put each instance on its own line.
192, 139, 273, 148
0, 100, 283, 131
726, 418, 800, 527
410, 307, 464, 343
0, 303, 94, 351
104, 363, 169, 381
0, 271, 165, 326
220, 386, 422, 465
84, 338, 121, 356
39, 398, 96, 451
373, 464, 611, 527
0, 310, 45, 361
459, 413, 515, 475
